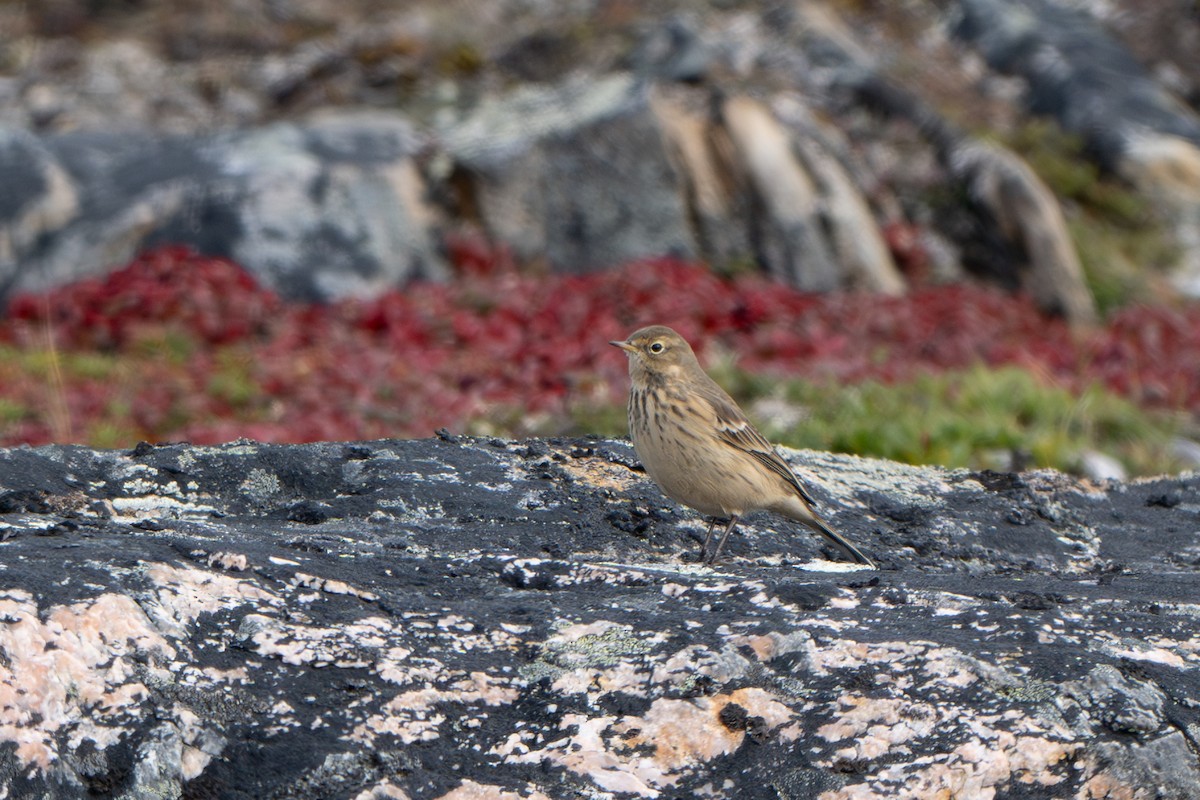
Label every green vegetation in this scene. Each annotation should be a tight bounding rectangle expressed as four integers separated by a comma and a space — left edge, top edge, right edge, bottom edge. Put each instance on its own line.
571, 364, 1186, 477
87, 417, 135, 450
0, 397, 28, 425
129, 329, 196, 364
208, 350, 258, 410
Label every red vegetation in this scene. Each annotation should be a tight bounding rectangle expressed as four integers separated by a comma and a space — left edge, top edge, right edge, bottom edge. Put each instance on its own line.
6, 247, 281, 348
2, 243, 1199, 446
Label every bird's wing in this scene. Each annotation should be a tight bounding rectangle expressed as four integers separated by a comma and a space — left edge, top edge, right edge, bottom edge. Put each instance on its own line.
695, 380, 818, 506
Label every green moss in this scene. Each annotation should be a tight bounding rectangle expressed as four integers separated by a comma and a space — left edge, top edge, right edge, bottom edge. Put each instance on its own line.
1006, 123, 1096, 202
85, 419, 138, 450
711, 255, 760, 280
562, 402, 626, 439
0, 345, 122, 382
1070, 217, 1180, 314
129, 329, 195, 365
0, 398, 29, 424
63, 351, 123, 381
207, 351, 258, 410
780, 367, 1180, 476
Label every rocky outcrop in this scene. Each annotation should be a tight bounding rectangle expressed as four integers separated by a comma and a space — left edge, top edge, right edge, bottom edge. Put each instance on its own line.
439, 75, 696, 275
0, 436, 1198, 798
3, 1, 1198, 316
802, 5, 1098, 323
954, 0, 1200, 168
0, 113, 443, 302
954, 141, 1097, 323
955, 0, 1200, 300
2, 71, 911, 304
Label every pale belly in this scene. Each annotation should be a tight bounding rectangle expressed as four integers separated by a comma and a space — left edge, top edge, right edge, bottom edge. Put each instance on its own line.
631, 413, 764, 519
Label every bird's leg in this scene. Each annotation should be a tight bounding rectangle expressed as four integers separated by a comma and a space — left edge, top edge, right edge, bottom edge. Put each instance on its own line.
700, 518, 718, 562
705, 515, 740, 565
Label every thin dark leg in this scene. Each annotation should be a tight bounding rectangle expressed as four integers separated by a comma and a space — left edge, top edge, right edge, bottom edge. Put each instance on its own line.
700, 518, 717, 562
705, 515, 740, 565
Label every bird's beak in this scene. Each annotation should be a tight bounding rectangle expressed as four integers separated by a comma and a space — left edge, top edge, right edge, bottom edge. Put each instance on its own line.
609, 340, 637, 353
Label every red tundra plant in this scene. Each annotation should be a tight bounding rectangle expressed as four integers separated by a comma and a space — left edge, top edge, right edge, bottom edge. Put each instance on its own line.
3, 247, 281, 349
0, 244, 1198, 447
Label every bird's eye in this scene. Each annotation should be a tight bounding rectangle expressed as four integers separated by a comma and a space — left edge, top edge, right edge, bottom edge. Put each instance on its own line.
649, 342, 665, 354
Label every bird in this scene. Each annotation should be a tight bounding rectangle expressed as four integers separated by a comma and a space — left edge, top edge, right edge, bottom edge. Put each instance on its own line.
609, 325, 875, 567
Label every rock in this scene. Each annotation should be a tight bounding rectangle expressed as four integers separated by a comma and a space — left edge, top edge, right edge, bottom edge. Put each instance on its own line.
1079, 449, 1128, 483
802, 3, 1098, 323
630, 16, 713, 83
441, 74, 695, 272
1068, 664, 1166, 735
652, 88, 756, 273
0, 437, 1198, 797
0, 128, 79, 299
954, 0, 1200, 168
773, 97, 905, 295
953, 141, 1098, 324
1, 111, 444, 302
719, 95, 840, 290
865, 86, 1097, 321
228, 111, 444, 299
955, 0, 1200, 300
1170, 437, 1200, 468
1119, 133, 1200, 298
654, 84, 904, 292
4, 0, 1200, 310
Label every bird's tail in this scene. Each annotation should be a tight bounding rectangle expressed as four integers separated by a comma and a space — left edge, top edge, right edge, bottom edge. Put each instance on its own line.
810, 516, 876, 568
773, 495, 876, 567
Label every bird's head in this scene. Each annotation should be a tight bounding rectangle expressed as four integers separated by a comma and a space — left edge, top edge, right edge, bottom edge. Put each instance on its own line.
609, 325, 699, 383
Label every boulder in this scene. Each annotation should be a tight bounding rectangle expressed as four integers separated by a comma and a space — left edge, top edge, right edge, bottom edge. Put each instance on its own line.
0, 436, 1197, 798
772, 97, 905, 295
1, 112, 444, 303
652, 90, 755, 274
441, 74, 696, 273
954, 0, 1200, 166
953, 141, 1098, 324
718, 95, 840, 291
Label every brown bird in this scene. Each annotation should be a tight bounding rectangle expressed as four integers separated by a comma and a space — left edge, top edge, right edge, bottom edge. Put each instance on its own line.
610, 325, 874, 567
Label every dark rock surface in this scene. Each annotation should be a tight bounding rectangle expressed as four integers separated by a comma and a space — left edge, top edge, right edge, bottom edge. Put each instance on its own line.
0, 436, 1198, 798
